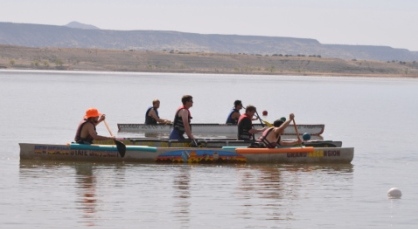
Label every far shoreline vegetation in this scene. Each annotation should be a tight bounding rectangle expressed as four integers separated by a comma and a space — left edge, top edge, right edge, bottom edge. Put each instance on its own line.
1, 44, 418, 78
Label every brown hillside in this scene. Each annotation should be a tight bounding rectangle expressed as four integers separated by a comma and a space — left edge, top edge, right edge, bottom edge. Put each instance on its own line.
1, 45, 417, 77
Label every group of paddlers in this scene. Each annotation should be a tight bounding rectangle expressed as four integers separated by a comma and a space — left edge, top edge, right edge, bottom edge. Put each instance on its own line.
144, 96, 302, 148
74, 95, 301, 148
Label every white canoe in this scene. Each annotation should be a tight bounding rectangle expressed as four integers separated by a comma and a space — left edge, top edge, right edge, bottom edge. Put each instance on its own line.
117, 123, 325, 136
94, 138, 342, 148
19, 143, 353, 164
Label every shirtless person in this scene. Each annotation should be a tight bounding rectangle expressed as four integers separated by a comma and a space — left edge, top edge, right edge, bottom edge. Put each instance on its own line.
257, 113, 302, 148
74, 108, 115, 144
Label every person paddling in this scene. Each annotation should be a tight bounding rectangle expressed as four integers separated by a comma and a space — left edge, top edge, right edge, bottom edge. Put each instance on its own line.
256, 113, 302, 148
237, 105, 266, 140
145, 99, 171, 124
74, 108, 115, 144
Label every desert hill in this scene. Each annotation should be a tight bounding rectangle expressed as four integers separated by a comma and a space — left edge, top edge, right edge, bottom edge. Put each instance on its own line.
0, 22, 417, 62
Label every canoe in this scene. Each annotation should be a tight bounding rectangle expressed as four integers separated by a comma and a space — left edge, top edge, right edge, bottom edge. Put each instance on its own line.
117, 123, 325, 136
94, 138, 342, 148
19, 143, 353, 164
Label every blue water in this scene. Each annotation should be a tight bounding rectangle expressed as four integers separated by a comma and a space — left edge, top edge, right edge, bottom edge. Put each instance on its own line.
1, 70, 418, 228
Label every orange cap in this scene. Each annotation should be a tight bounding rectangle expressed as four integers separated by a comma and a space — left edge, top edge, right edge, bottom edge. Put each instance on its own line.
84, 108, 101, 119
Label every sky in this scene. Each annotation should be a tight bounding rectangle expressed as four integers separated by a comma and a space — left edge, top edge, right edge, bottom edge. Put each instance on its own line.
2, 0, 418, 51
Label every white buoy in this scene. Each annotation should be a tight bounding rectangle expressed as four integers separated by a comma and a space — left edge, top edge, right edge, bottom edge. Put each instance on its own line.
387, 187, 402, 199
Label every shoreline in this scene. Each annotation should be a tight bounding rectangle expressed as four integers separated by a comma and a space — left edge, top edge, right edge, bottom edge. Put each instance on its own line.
1, 44, 418, 78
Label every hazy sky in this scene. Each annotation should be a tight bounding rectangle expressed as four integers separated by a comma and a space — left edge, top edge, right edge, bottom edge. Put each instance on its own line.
2, 0, 418, 50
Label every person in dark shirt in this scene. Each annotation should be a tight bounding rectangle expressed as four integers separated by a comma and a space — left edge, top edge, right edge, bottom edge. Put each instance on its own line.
145, 99, 171, 124
169, 95, 195, 140
226, 100, 243, 125
237, 105, 266, 140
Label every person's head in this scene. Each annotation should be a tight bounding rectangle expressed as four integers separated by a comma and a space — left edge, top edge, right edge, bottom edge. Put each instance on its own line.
152, 99, 160, 108
181, 95, 193, 107
84, 107, 101, 122
234, 100, 243, 110
273, 119, 284, 127
245, 105, 256, 117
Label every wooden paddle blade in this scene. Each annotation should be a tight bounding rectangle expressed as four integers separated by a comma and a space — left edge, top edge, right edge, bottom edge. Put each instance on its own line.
114, 139, 126, 158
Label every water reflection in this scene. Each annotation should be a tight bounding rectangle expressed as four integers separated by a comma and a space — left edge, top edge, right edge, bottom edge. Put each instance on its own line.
172, 165, 191, 227
19, 161, 127, 227
74, 164, 97, 227
18, 161, 353, 228
235, 164, 353, 222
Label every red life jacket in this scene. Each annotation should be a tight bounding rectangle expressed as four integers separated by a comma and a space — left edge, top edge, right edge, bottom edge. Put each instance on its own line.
237, 114, 252, 140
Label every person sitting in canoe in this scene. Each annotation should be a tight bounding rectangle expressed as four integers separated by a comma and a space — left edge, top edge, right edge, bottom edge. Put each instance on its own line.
169, 95, 196, 141
145, 99, 171, 125
225, 100, 244, 125
237, 105, 266, 140
74, 108, 115, 144
256, 113, 302, 148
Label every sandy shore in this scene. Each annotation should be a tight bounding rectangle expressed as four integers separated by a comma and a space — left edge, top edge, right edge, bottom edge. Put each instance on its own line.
1, 45, 418, 78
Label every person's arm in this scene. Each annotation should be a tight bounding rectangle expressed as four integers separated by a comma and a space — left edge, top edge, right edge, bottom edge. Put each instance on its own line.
230, 111, 240, 122
276, 113, 302, 146
180, 110, 194, 139
249, 127, 266, 134
95, 114, 106, 126
149, 109, 171, 124
86, 123, 114, 140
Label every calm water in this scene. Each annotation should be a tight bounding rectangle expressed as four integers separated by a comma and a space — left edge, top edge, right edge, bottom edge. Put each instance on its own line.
1, 70, 418, 228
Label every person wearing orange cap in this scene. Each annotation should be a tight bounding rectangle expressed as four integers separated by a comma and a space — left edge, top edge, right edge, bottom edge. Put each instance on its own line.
74, 108, 115, 144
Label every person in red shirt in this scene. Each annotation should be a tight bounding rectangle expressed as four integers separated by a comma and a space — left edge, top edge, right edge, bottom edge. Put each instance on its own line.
237, 105, 266, 140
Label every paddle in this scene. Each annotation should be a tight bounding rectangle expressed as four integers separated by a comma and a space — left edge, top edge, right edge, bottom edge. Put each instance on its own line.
292, 119, 302, 143
262, 120, 273, 127
104, 120, 126, 158
254, 109, 265, 127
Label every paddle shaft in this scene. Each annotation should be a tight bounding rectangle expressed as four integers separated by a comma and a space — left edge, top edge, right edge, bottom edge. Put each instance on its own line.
254, 110, 265, 127
103, 120, 126, 158
104, 120, 114, 137
292, 119, 302, 142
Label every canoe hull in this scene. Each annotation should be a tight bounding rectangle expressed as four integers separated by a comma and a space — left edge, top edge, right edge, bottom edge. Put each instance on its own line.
19, 143, 353, 164
117, 123, 325, 136
94, 139, 342, 148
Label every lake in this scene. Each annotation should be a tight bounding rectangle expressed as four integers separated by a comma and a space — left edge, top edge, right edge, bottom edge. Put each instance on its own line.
1, 70, 418, 228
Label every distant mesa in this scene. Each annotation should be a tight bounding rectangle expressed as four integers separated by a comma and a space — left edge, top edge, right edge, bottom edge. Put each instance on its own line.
64, 21, 100, 30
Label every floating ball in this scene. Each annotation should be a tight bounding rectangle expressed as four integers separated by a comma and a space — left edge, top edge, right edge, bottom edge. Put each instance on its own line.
387, 187, 402, 199
302, 133, 311, 141
262, 110, 268, 116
